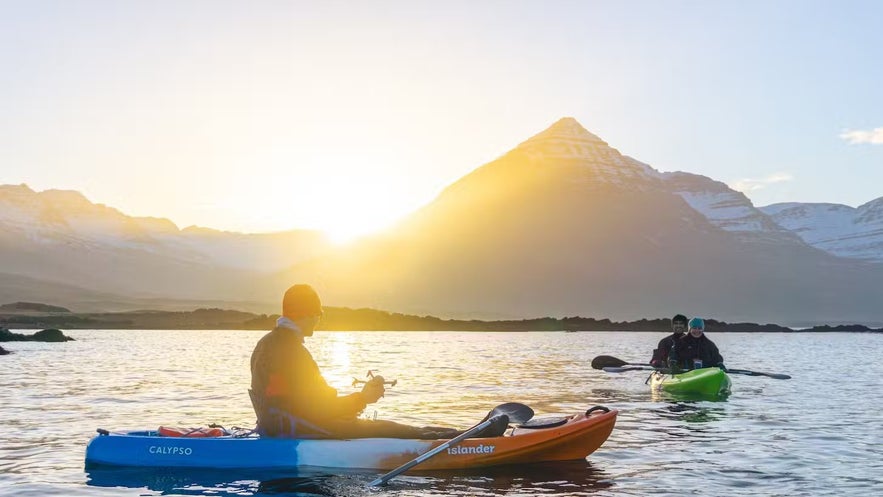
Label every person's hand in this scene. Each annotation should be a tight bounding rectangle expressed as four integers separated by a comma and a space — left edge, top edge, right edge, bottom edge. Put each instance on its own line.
360, 375, 386, 404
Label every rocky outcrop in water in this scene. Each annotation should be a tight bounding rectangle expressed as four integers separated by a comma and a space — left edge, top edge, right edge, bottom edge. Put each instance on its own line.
0, 327, 74, 342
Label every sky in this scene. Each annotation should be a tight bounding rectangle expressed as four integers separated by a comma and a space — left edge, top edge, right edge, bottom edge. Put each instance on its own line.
1, 0, 881, 241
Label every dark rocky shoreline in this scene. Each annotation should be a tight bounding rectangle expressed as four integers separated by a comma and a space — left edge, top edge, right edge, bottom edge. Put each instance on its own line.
1, 305, 881, 333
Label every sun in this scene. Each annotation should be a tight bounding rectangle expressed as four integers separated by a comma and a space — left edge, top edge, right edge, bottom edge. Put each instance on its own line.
300, 174, 407, 244
230, 150, 421, 242
322, 216, 395, 245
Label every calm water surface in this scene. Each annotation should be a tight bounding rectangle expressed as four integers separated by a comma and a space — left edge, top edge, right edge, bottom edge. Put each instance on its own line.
0, 330, 881, 496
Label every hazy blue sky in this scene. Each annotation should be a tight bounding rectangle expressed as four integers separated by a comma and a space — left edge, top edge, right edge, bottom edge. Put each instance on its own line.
1, 0, 881, 239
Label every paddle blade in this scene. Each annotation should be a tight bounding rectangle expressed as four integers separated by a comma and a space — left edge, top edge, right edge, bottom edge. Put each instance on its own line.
485, 402, 534, 424
726, 368, 791, 380
591, 355, 628, 370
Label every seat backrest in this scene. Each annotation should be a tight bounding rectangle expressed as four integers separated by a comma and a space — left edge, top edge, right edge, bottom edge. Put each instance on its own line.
247, 389, 332, 439
248, 388, 263, 416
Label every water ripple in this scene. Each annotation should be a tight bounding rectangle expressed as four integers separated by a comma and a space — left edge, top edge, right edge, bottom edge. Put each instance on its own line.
0, 330, 880, 496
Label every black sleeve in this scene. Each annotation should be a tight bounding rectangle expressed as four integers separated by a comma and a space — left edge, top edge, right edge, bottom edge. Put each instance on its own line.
651, 336, 672, 365
707, 340, 724, 366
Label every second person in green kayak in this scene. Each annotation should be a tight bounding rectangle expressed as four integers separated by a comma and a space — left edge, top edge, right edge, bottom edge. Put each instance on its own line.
649, 314, 688, 367
672, 317, 724, 370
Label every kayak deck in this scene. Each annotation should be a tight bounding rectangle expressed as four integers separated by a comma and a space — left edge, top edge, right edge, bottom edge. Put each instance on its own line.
85, 407, 617, 470
649, 367, 731, 396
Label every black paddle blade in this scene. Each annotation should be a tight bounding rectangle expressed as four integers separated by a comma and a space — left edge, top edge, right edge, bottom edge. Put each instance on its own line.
485, 402, 534, 425
591, 355, 628, 370
726, 368, 791, 380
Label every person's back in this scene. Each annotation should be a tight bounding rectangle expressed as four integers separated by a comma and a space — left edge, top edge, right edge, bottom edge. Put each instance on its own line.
250, 284, 469, 440
250, 284, 374, 437
650, 314, 688, 367
251, 324, 367, 433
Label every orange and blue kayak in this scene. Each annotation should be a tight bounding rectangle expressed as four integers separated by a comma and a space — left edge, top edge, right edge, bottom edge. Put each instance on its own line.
85, 407, 617, 470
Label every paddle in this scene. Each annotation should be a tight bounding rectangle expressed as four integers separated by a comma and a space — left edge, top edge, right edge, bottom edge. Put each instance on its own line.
591, 355, 651, 370
602, 366, 660, 373
725, 368, 791, 380
594, 355, 791, 379
367, 402, 534, 487
605, 365, 791, 379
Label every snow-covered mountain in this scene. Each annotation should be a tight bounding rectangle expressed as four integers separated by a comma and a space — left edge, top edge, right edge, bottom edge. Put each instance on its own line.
511, 119, 803, 245
0, 184, 330, 306
0, 184, 330, 272
4, 117, 883, 324
274, 117, 883, 325
760, 199, 883, 262
663, 172, 805, 244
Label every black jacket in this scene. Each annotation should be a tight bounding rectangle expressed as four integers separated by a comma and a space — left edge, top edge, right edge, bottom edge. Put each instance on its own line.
650, 333, 684, 367
673, 333, 724, 369
250, 326, 367, 436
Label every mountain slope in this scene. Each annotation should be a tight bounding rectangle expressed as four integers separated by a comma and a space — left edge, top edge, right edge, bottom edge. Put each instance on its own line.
271, 118, 883, 325
0, 272, 275, 313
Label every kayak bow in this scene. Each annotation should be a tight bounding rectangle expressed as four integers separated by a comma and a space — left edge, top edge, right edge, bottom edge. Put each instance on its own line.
649, 367, 731, 396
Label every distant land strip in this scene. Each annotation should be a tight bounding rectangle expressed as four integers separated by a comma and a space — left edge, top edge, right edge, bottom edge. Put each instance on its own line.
0, 303, 881, 332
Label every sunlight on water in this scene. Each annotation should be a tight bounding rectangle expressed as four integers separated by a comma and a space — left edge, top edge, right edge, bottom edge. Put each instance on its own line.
0, 331, 881, 496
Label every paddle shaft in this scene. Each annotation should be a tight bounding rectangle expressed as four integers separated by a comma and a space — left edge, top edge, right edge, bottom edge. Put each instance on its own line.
368, 415, 503, 487
595, 355, 790, 379
603, 366, 660, 373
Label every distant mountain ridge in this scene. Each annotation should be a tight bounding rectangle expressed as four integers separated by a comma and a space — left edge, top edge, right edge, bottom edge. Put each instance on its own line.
760, 199, 883, 262
2, 117, 883, 325
0, 184, 331, 308
0, 184, 331, 272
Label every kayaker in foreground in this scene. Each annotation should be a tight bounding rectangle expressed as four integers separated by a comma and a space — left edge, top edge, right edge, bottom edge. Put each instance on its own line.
672, 317, 724, 370
649, 314, 688, 367
250, 284, 500, 439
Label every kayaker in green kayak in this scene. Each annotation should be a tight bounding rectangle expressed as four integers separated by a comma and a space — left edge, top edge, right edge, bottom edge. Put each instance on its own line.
250, 284, 480, 440
649, 314, 688, 367
671, 317, 725, 370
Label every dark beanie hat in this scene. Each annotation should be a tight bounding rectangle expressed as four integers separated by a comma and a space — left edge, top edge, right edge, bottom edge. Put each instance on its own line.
672, 314, 688, 325
282, 284, 322, 319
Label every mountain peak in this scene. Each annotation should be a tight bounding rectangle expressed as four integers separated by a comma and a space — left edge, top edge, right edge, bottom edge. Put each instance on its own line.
513, 116, 621, 163
501, 117, 661, 189
520, 117, 607, 149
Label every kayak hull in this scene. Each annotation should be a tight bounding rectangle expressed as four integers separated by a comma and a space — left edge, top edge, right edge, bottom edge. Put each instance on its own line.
649, 367, 731, 396
85, 408, 617, 470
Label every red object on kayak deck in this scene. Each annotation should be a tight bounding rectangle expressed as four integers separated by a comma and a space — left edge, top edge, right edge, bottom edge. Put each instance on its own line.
158, 426, 225, 438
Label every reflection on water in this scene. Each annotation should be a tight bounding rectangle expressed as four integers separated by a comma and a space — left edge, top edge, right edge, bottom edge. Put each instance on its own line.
2, 331, 882, 496
649, 390, 730, 404
86, 468, 345, 496
86, 461, 612, 496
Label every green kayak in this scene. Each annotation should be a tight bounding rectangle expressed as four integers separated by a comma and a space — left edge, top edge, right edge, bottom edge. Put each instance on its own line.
649, 367, 731, 396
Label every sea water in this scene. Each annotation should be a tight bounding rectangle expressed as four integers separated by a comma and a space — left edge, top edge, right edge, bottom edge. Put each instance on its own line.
0, 330, 880, 496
